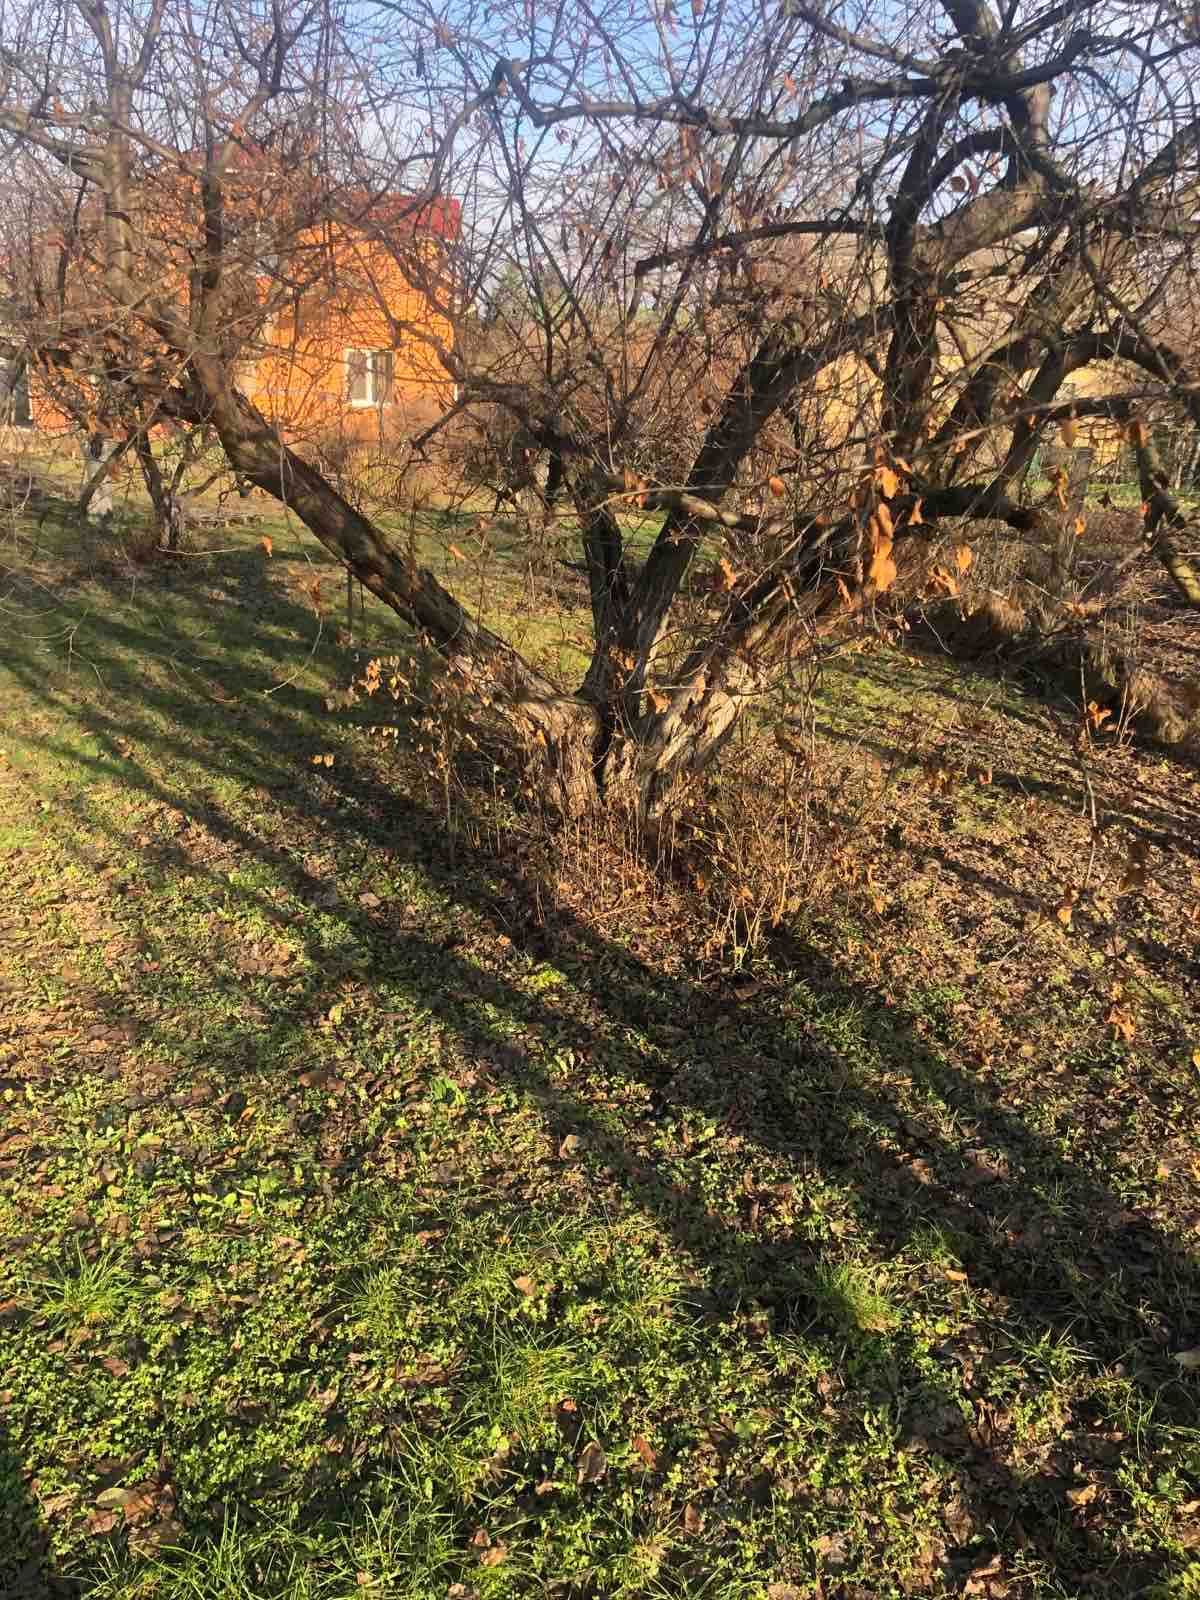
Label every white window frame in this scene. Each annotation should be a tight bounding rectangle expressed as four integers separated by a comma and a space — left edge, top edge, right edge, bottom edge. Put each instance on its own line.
346, 347, 394, 408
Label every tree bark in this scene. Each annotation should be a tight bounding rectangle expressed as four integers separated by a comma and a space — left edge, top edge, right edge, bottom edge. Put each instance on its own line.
177, 367, 606, 812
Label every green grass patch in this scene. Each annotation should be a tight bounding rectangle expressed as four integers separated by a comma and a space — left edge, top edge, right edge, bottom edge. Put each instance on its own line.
1, 499, 1199, 1598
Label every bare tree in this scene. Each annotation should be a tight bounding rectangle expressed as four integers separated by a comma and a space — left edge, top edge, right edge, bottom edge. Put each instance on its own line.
3, 0, 1200, 818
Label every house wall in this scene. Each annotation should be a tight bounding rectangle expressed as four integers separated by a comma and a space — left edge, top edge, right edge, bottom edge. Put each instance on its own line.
19, 199, 458, 448
246, 229, 456, 446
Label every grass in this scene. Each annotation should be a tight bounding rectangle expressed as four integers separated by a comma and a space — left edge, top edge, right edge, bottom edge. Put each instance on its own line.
2, 488, 1200, 1598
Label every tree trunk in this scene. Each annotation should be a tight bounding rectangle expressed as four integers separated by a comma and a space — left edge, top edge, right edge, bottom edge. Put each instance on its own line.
178, 367, 606, 814
134, 430, 183, 550
78, 433, 119, 522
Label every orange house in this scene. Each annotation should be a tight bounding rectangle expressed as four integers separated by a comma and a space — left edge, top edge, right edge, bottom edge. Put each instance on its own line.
244, 196, 461, 448
4, 185, 459, 449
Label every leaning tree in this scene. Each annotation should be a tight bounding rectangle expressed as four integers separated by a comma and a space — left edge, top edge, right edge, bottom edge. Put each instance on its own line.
2, 0, 1199, 817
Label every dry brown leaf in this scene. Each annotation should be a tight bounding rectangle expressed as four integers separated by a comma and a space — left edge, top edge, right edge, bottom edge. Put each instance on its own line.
448, 543, 466, 561
876, 463, 900, 499
1058, 417, 1077, 447
512, 1275, 537, 1297
683, 1502, 704, 1534
955, 543, 973, 574
713, 556, 738, 592
908, 497, 924, 525
1074, 515, 1086, 536
577, 1440, 607, 1483
872, 500, 895, 540
1055, 888, 1077, 927
646, 688, 669, 715
632, 1435, 658, 1470
1175, 1347, 1200, 1369
867, 537, 898, 594
1127, 417, 1148, 447
260, 535, 273, 557
767, 474, 786, 497
1105, 1004, 1137, 1042
1067, 1482, 1100, 1507
479, 1543, 508, 1567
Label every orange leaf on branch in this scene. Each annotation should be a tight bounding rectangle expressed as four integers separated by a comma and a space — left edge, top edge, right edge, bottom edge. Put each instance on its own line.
712, 556, 738, 592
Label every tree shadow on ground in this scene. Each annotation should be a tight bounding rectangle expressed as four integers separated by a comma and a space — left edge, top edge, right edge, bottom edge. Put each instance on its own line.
3, 551, 1198, 1595
1, 1414, 78, 1599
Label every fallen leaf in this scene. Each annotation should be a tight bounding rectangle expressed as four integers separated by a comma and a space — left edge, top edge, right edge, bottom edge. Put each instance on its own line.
577, 1440, 607, 1483
557, 1133, 584, 1159
1105, 1004, 1136, 1043
632, 1435, 658, 1470
512, 1275, 537, 1296
122, 1486, 161, 1526
260, 535, 273, 557
954, 543, 973, 575
101, 1355, 130, 1378
479, 1543, 508, 1567
813, 1531, 849, 1566
1074, 515, 1086, 536
448, 543, 466, 561
1067, 1481, 1100, 1507
768, 474, 786, 497
87, 1509, 119, 1535
1055, 888, 1077, 927
1174, 1347, 1200, 1369
683, 1501, 704, 1534
95, 1487, 134, 1510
